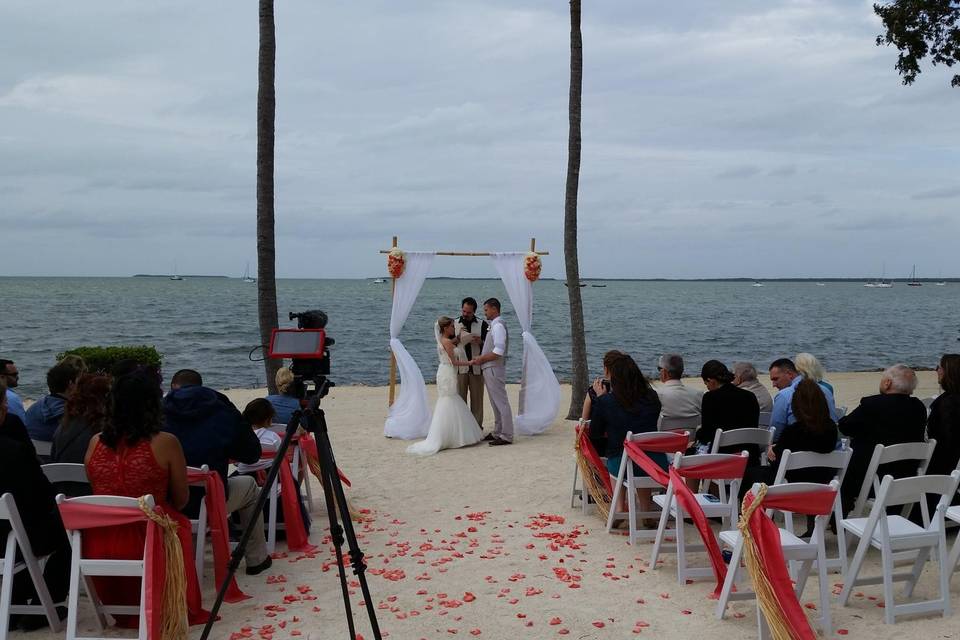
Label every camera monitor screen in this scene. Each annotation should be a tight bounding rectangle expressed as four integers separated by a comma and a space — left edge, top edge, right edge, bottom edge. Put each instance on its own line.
269, 329, 326, 359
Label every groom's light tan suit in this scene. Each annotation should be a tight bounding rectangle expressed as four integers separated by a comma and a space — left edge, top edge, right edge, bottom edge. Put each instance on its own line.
480, 316, 513, 442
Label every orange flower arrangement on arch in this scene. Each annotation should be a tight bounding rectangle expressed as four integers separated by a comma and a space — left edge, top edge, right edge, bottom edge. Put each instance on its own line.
387, 248, 406, 279
524, 252, 542, 282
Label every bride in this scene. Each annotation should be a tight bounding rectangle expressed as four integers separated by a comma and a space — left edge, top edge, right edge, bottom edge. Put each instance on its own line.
407, 316, 483, 455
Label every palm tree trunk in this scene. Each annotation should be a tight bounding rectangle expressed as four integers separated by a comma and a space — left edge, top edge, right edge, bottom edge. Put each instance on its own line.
564, 0, 588, 419
257, 0, 281, 394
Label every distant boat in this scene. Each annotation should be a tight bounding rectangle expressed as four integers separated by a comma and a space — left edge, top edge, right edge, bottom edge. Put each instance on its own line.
372, 278, 387, 284
170, 263, 184, 281
590, 284, 607, 288
752, 281, 764, 287
907, 264, 922, 287
865, 263, 892, 288
242, 262, 256, 283
816, 282, 826, 286
935, 271, 946, 286
936, 281, 947, 286
564, 282, 587, 288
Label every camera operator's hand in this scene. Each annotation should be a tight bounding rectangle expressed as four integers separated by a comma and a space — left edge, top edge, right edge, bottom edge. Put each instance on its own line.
592, 378, 608, 397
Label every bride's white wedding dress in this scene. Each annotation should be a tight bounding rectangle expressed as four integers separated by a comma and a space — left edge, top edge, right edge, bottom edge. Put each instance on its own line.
406, 342, 482, 456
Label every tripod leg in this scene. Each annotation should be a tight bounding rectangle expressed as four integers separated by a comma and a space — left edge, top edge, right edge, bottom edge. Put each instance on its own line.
317, 453, 358, 640
313, 411, 383, 640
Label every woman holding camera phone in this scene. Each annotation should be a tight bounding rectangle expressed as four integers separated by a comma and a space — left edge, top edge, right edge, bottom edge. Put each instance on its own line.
581, 351, 662, 521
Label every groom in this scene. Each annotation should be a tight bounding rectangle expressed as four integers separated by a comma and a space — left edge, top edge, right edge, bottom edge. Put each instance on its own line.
469, 298, 513, 446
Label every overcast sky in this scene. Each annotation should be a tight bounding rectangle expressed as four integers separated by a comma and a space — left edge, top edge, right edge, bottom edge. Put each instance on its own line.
2, 0, 958, 279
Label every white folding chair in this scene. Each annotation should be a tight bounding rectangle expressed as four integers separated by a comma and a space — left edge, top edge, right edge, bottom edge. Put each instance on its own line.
836, 406, 848, 419
571, 455, 606, 515
772, 448, 852, 574
711, 427, 772, 466
650, 451, 747, 585
41, 463, 89, 485
757, 411, 772, 428
715, 481, 838, 638
849, 441, 937, 518
606, 431, 688, 545
270, 424, 314, 513
58, 494, 154, 640
947, 505, 960, 576
31, 439, 53, 458
186, 465, 210, 583
0, 493, 65, 636
839, 471, 960, 624
657, 414, 700, 433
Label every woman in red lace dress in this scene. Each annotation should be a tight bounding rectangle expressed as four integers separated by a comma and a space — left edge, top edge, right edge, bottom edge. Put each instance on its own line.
83, 370, 210, 628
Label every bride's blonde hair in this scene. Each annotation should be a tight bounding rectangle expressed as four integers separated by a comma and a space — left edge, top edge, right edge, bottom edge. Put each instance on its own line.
437, 316, 454, 336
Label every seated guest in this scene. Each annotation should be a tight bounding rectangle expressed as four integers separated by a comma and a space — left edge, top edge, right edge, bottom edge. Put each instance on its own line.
733, 361, 773, 413
741, 379, 839, 505
83, 371, 209, 628
795, 352, 835, 395
0, 378, 70, 631
266, 367, 301, 425
927, 354, 960, 477
580, 350, 627, 456
25, 361, 81, 442
697, 360, 760, 454
236, 399, 282, 475
769, 357, 838, 441
1, 358, 26, 420
838, 364, 927, 515
51, 373, 111, 464
1, 377, 32, 448
162, 369, 271, 575
655, 353, 702, 428
589, 355, 663, 518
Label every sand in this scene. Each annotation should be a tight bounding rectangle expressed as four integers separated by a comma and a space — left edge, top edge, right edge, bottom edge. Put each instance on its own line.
16, 370, 956, 639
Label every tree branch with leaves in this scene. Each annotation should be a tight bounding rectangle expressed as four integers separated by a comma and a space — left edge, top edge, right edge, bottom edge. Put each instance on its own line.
874, 1, 960, 86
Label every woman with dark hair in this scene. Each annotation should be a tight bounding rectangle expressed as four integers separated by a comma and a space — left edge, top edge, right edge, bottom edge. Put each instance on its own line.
51, 373, 111, 464
83, 371, 210, 628
587, 354, 662, 517
580, 350, 627, 455
741, 379, 839, 508
697, 360, 760, 453
927, 354, 960, 476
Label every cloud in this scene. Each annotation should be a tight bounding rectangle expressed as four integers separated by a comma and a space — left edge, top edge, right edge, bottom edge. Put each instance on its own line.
716, 165, 761, 179
912, 186, 960, 200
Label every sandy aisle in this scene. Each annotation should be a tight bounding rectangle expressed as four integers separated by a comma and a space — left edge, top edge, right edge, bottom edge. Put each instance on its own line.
19, 370, 954, 639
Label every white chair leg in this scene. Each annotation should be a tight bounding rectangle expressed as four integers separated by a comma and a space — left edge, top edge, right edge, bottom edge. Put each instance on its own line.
834, 505, 848, 576
82, 575, 108, 630
195, 510, 207, 584
626, 482, 638, 545
65, 542, 81, 640
716, 536, 743, 619
570, 461, 579, 509
24, 556, 62, 632
137, 572, 148, 640
267, 485, 279, 555
650, 485, 674, 567
675, 513, 687, 584
300, 447, 314, 513
904, 546, 930, 598
880, 547, 896, 625
816, 533, 831, 636
939, 534, 952, 618
0, 536, 15, 640
606, 458, 628, 534
839, 533, 869, 606
948, 529, 960, 576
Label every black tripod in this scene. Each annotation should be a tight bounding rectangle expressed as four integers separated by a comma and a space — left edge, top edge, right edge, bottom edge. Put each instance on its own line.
200, 394, 382, 640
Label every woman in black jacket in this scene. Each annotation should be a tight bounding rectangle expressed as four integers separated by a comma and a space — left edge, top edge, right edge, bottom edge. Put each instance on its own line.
927, 354, 960, 477
697, 360, 760, 454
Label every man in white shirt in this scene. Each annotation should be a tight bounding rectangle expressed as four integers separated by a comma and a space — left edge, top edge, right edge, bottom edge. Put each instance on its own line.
454, 297, 487, 428
470, 298, 513, 446
655, 353, 703, 429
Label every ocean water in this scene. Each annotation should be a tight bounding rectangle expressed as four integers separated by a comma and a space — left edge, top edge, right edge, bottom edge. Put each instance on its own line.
2, 277, 958, 399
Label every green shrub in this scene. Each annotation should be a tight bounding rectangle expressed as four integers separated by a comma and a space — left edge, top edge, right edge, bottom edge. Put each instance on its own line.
56, 345, 162, 374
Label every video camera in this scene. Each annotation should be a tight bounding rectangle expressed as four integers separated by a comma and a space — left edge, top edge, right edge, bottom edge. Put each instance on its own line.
268, 309, 335, 401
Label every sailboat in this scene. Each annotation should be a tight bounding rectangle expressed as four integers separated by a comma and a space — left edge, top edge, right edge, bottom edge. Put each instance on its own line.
751, 281, 764, 287
865, 264, 892, 288
170, 263, 184, 281
907, 264, 922, 287
242, 262, 256, 283
935, 270, 946, 286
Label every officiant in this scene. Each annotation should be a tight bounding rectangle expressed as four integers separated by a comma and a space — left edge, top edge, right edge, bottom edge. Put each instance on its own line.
455, 297, 487, 427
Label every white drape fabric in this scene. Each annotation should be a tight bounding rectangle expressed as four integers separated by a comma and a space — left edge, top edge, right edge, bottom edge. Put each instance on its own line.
384, 252, 435, 439
490, 252, 561, 434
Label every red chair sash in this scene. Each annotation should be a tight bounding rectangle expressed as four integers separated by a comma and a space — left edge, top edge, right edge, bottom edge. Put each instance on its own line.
622, 433, 690, 486
277, 457, 316, 552
298, 432, 352, 487
576, 424, 613, 495
741, 487, 838, 640
59, 503, 166, 640
186, 469, 250, 602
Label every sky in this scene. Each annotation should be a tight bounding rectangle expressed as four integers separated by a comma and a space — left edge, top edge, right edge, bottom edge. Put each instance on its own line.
2, 0, 959, 280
